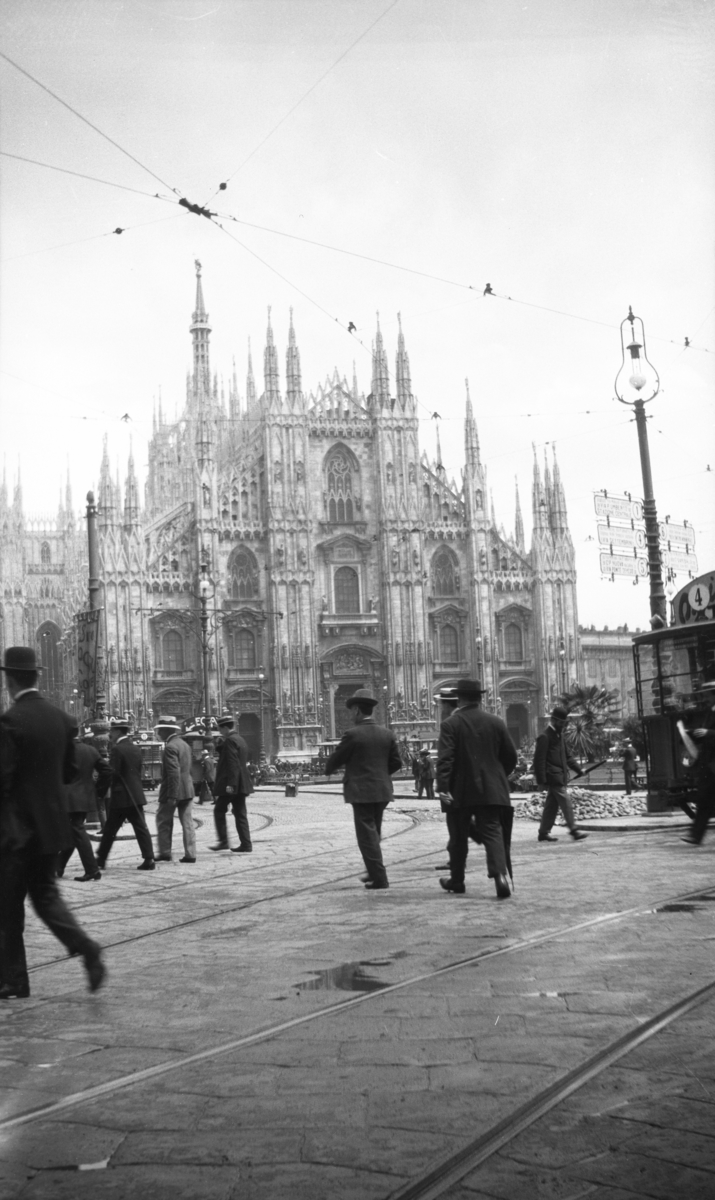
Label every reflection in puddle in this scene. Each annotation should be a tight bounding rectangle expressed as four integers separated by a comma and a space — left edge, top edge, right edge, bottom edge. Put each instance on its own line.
296, 953, 407, 993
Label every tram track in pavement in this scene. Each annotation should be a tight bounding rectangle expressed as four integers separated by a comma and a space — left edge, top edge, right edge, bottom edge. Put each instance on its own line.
7, 876, 715, 1137
28, 817, 695, 975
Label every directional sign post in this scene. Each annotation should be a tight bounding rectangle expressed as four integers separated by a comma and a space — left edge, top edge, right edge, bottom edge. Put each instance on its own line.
659, 521, 696, 548
599, 553, 648, 579
594, 494, 643, 522
662, 549, 699, 575
596, 524, 646, 551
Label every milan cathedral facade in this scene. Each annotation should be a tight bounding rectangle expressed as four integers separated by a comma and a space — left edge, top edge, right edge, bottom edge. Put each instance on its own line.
0, 265, 582, 759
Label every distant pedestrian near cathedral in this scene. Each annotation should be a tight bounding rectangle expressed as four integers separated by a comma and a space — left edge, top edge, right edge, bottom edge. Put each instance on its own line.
155, 717, 196, 863
534, 707, 588, 843
96, 718, 156, 870
211, 714, 254, 853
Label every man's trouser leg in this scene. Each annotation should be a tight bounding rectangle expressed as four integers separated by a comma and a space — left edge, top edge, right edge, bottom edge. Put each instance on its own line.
66, 812, 98, 876
230, 795, 251, 849
446, 808, 471, 885
352, 802, 388, 885
470, 808, 508, 878
214, 794, 230, 845
539, 785, 575, 835
125, 807, 155, 861
692, 779, 715, 844
0, 851, 95, 993
96, 808, 126, 865
178, 799, 196, 857
156, 801, 175, 857
624, 772, 634, 795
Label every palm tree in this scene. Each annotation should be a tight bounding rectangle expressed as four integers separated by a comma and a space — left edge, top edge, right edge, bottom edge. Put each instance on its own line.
556, 684, 620, 762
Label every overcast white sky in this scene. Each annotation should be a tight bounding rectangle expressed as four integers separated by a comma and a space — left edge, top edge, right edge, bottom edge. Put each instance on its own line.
1, 0, 713, 630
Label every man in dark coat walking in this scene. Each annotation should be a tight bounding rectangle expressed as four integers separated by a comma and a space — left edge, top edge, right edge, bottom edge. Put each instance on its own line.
534, 706, 587, 842
622, 741, 639, 795
0, 646, 105, 998
57, 728, 110, 882
211, 714, 254, 852
156, 718, 196, 862
436, 678, 517, 898
96, 718, 155, 870
325, 688, 402, 889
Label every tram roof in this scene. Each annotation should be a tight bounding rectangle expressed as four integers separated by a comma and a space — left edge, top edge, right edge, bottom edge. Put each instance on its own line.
631, 618, 715, 647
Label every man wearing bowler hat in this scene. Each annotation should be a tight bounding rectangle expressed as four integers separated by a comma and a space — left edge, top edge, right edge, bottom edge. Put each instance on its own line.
0, 646, 105, 998
436, 678, 517, 899
95, 717, 156, 870
210, 713, 254, 853
324, 688, 402, 890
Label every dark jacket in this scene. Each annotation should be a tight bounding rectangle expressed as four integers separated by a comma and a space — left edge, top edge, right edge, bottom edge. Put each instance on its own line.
102, 737, 147, 810
622, 746, 639, 773
534, 725, 581, 788
0, 690, 75, 853
325, 718, 402, 805
158, 734, 194, 803
65, 742, 111, 813
214, 731, 254, 797
437, 703, 517, 808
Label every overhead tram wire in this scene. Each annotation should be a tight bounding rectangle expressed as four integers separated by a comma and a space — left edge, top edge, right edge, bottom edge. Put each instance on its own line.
0, 212, 187, 263
0, 151, 178, 204
0, 51, 182, 197
204, 0, 402, 204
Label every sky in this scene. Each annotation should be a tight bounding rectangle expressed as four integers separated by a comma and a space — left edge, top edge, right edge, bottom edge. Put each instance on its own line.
1, 0, 713, 631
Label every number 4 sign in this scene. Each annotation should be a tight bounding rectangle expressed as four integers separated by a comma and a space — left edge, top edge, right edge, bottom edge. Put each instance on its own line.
689, 582, 711, 611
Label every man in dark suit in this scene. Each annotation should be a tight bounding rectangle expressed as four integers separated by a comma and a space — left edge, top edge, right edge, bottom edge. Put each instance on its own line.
96, 717, 155, 870
211, 714, 254, 852
534, 706, 587, 842
156, 718, 196, 862
325, 688, 402, 890
436, 678, 517, 899
0, 646, 105, 998
57, 728, 111, 882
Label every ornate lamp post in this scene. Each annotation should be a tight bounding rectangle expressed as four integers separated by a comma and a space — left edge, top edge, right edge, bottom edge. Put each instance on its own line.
258, 667, 266, 765
198, 562, 211, 718
558, 636, 567, 695
615, 308, 667, 626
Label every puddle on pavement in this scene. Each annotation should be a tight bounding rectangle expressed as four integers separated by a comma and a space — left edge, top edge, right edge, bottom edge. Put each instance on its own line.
296, 952, 408, 993
690, 893, 715, 902
653, 903, 700, 913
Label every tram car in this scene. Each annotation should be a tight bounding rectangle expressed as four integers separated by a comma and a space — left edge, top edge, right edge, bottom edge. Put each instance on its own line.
632, 571, 715, 814
134, 730, 164, 791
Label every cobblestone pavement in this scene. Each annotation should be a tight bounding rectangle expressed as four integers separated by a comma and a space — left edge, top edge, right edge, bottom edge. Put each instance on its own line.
0, 784, 712, 1198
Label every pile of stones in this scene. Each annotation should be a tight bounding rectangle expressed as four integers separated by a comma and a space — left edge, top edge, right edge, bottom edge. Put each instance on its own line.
514, 787, 647, 822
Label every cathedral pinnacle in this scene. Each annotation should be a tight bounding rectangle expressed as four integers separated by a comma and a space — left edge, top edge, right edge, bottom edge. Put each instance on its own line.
264, 307, 281, 407
286, 307, 302, 407
190, 260, 212, 405
464, 379, 481, 469
395, 312, 412, 408
514, 476, 525, 551
371, 312, 390, 407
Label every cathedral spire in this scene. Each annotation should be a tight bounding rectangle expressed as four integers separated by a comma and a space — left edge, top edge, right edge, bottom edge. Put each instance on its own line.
551, 447, 569, 535
395, 313, 412, 408
123, 441, 140, 528
532, 444, 547, 533
464, 378, 481, 469
371, 313, 390, 407
264, 307, 280, 407
98, 437, 114, 529
514, 476, 525, 551
246, 339, 257, 412
285, 307, 302, 408
190, 259, 212, 404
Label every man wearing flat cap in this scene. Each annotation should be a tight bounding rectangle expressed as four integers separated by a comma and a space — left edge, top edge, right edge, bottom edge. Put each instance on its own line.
436, 678, 517, 898
95, 717, 156, 870
324, 688, 402, 889
0, 646, 105, 997
211, 713, 254, 852
534, 706, 587, 843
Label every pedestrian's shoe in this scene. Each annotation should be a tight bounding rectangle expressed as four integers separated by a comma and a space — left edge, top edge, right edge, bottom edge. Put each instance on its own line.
680, 834, 701, 845
155, 854, 172, 862
74, 871, 102, 882
439, 878, 466, 894
179, 856, 196, 863
364, 880, 389, 890
538, 833, 558, 842
570, 830, 588, 841
209, 843, 229, 852
96, 858, 106, 871
231, 845, 252, 853
494, 873, 511, 899
137, 860, 156, 870
0, 982, 30, 999
83, 943, 106, 993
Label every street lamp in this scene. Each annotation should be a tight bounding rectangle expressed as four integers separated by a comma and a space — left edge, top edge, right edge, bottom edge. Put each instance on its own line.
198, 562, 211, 717
615, 307, 667, 626
558, 636, 567, 694
258, 667, 266, 765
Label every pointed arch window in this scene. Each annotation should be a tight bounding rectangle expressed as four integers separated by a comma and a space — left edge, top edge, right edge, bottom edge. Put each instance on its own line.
227, 628, 256, 669
432, 549, 457, 597
334, 566, 359, 613
40, 541, 51, 566
440, 624, 459, 664
504, 623, 523, 663
326, 449, 355, 524
230, 550, 258, 600
163, 630, 184, 673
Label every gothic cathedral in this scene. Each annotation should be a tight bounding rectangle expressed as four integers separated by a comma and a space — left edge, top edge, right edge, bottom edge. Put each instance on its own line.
0, 265, 581, 758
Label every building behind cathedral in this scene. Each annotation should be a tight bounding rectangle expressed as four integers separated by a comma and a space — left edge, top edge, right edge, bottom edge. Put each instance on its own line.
1, 265, 591, 759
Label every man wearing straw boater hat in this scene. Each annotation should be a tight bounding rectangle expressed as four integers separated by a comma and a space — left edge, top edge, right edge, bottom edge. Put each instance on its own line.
325, 688, 402, 890
210, 712, 254, 853
95, 715, 156, 871
0, 646, 105, 998
436, 678, 517, 899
